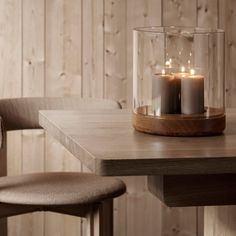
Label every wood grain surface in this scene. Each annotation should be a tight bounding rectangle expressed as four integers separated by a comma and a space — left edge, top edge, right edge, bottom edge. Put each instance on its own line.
39, 109, 236, 176
133, 108, 225, 137
148, 174, 236, 207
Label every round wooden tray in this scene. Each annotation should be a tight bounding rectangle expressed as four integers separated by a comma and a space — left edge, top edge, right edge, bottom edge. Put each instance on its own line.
132, 106, 226, 136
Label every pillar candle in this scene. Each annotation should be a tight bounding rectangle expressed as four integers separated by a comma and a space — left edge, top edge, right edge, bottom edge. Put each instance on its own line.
180, 71, 204, 115
152, 71, 181, 115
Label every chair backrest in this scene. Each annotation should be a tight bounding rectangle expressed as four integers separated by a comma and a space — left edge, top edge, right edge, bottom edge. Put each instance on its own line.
0, 97, 121, 131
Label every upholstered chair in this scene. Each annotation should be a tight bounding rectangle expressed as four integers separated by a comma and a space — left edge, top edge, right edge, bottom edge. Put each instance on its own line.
0, 97, 126, 236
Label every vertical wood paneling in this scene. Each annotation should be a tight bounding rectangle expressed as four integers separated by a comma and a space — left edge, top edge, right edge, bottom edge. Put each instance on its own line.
204, 206, 236, 236
0, 0, 22, 98
197, 0, 218, 28
46, 0, 82, 97
163, 0, 197, 26
104, 0, 127, 107
113, 192, 127, 236
22, 131, 45, 175
125, 177, 162, 236
0, 0, 22, 235
7, 132, 22, 177
162, 207, 197, 236
22, 0, 45, 97
219, 0, 236, 107
82, 0, 104, 98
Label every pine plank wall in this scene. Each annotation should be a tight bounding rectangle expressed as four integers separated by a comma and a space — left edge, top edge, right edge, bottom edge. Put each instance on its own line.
0, 0, 235, 235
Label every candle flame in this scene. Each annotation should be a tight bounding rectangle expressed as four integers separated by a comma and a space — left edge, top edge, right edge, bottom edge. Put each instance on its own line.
165, 61, 170, 67
165, 58, 172, 68
190, 69, 195, 75
181, 66, 185, 73
161, 69, 165, 75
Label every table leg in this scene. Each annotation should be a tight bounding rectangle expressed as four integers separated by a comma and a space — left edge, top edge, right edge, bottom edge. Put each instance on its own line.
148, 175, 236, 236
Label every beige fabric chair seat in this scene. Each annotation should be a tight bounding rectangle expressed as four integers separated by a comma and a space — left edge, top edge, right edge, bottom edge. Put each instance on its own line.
0, 172, 126, 206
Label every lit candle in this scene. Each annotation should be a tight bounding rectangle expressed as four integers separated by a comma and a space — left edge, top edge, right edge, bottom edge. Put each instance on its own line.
152, 69, 181, 115
173, 66, 189, 80
180, 69, 205, 114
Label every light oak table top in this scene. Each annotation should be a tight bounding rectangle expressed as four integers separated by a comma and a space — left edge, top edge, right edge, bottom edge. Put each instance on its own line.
39, 109, 236, 176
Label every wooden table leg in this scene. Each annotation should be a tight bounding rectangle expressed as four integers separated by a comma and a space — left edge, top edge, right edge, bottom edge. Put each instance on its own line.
148, 175, 236, 236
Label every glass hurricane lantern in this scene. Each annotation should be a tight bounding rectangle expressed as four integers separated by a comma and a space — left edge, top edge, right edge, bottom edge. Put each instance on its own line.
132, 26, 225, 136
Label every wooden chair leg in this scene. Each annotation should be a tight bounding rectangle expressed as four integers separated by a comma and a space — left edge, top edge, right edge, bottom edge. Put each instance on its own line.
86, 199, 113, 236
0, 129, 7, 236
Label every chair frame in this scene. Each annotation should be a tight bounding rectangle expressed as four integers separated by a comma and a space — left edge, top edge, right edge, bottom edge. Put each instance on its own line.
0, 97, 121, 236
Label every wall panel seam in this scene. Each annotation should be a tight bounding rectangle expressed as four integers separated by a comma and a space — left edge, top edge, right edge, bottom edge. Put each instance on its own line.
81, 0, 84, 98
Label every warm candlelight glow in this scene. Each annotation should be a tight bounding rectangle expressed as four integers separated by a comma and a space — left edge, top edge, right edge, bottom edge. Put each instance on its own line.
165, 58, 172, 68
190, 69, 195, 75
161, 69, 165, 75
181, 66, 185, 73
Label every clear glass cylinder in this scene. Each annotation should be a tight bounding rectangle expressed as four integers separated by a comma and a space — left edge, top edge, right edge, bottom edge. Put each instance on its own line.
133, 26, 225, 136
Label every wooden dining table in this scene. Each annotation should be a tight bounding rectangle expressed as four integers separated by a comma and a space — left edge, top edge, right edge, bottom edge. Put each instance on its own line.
39, 108, 236, 235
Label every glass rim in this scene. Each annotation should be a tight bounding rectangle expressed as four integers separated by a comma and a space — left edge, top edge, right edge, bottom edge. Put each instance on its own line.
133, 26, 224, 34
